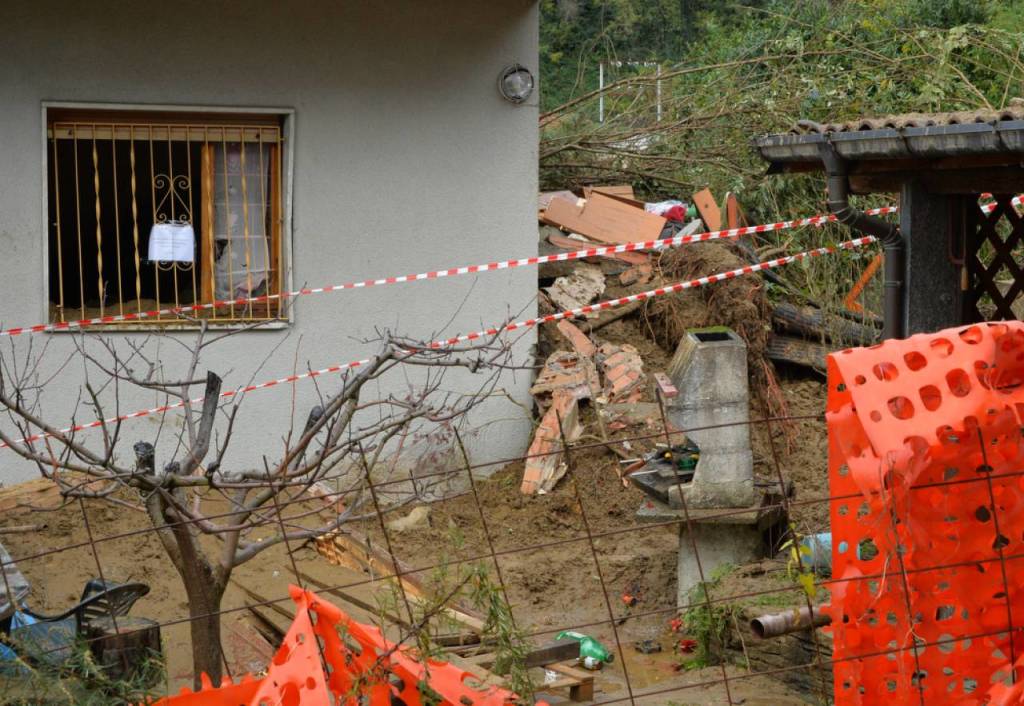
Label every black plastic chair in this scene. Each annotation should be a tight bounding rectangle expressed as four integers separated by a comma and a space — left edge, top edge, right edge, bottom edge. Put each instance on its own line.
6, 579, 149, 665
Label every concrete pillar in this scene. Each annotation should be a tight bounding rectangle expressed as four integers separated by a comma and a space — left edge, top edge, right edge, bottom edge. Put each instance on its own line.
664, 328, 754, 509
677, 517, 767, 608
901, 181, 964, 335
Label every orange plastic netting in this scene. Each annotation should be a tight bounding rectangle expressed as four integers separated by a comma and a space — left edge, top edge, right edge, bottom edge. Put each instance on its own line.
154, 586, 541, 706
827, 322, 1024, 704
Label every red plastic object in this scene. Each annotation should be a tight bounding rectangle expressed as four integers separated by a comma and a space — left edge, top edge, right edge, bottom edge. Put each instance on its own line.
153, 586, 545, 706
842, 253, 882, 314
827, 323, 1024, 704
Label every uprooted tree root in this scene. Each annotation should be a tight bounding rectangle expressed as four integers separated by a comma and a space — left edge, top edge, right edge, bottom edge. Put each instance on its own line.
640, 241, 793, 441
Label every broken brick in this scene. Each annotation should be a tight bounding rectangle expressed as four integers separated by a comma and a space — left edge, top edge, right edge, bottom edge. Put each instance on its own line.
556, 320, 597, 358
521, 389, 583, 495
597, 343, 646, 404
530, 350, 600, 405
619, 262, 653, 287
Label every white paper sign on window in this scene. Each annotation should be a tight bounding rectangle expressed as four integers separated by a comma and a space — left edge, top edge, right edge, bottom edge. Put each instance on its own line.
148, 222, 195, 263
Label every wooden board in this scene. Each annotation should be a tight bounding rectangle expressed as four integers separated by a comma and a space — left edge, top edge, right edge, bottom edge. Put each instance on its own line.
590, 184, 635, 200
546, 232, 650, 265
583, 185, 637, 203
542, 193, 666, 245
725, 192, 748, 229
692, 188, 722, 232
313, 529, 486, 632
766, 334, 828, 370
539, 190, 577, 210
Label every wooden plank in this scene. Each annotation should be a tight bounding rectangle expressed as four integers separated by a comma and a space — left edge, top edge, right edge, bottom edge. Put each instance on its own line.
300, 571, 480, 645
200, 145, 215, 305
539, 190, 576, 210
692, 188, 722, 232
584, 184, 635, 201
546, 232, 649, 265
229, 579, 294, 637
548, 660, 595, 702
725, 192, 747, 229
850, 167, 1024, 195
313, 529, 486, 631
300, 572, 406, 626
455, 639, 580, 671
766, 334, 828, 370
269, 144, 282, 317
771, 302, 878, 346
542, 193, 666, 245
525, 639, 581, 668
441, 651, 507, 689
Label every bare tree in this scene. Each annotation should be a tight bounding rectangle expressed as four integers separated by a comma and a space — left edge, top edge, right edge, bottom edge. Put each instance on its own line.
0, 319, 517, 687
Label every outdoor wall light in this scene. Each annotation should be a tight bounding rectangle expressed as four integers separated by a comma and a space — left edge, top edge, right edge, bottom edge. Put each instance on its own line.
498, 64, 534, 104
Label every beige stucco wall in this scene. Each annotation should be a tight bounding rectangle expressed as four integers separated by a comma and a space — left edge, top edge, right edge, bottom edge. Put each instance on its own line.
0, 1, 539, 484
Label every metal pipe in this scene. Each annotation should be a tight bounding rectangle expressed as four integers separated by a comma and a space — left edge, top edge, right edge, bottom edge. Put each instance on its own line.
818, 141, 905, 339
750, 605, 831, 639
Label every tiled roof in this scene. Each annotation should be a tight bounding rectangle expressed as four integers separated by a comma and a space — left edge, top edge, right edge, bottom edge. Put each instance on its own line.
791, 104, 1024, 134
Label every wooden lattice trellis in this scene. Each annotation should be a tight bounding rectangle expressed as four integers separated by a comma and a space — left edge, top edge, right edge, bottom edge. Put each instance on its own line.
966, 194, 1024, 322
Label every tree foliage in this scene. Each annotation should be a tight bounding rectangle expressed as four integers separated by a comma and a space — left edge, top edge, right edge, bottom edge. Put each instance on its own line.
541, 0, 1024, 211
540, 0, 1024, 322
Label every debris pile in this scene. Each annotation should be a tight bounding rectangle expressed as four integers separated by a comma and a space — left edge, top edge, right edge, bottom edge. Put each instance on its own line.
528, 185, 750, 496
528, 182, 883, 499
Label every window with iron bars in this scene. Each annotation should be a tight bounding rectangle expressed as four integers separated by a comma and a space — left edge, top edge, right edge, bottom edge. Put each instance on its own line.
46, 108, 286, 326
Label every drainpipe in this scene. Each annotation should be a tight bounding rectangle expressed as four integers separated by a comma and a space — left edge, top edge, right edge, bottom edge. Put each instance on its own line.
750, 605, 831, 639
817, 141, 905, 340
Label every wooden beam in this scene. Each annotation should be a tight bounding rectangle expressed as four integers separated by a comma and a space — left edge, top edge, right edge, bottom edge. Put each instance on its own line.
200, 145, 215, 306
313, 529, 487, 631
692, 188, 722, 231
851, 167, 1024, 195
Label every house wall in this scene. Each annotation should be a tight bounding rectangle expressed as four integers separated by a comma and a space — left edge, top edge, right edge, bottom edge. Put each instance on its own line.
0, 1, 539, 484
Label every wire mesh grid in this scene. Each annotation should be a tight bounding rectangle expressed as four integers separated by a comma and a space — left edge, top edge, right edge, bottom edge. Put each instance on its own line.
1, 377, 1021, 706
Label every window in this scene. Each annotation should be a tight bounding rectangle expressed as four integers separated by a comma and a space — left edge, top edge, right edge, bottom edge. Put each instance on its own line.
46, 108, 286, 326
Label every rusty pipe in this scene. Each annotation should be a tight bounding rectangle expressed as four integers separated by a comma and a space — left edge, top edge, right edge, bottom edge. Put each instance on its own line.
750, 605, 830, 639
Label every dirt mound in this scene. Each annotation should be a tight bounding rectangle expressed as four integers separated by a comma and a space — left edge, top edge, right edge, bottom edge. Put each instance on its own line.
642, 242, 781, 414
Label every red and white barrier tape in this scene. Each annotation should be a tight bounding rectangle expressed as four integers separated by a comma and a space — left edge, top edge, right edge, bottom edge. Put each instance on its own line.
4, 195, 1020, 340
0, 207, 897, 338
982, 195, 1022, 212
3, 236, 876, 449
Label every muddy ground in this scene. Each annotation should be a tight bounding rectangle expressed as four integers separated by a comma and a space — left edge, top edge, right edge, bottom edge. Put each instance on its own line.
0, 241, 834, 703
0, 377, 828, 703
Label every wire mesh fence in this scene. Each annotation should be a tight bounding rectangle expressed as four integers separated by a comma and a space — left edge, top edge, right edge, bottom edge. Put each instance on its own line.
2, 345, 1021, 706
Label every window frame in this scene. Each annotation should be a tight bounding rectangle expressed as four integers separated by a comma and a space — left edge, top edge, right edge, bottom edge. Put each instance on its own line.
40, 101, 295, 331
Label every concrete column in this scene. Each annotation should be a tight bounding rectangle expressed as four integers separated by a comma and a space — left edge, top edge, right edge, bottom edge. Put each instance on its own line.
678, 520, 766, 608
665, 328, 754, 509
901, 181, 964, 335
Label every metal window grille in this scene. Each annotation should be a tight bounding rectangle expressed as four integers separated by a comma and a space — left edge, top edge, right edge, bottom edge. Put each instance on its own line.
46, 111, 285, 326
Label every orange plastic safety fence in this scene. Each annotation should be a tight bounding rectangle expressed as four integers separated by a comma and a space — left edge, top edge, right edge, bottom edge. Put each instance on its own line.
153, 585, 545, 706
827, 322, 1024, 704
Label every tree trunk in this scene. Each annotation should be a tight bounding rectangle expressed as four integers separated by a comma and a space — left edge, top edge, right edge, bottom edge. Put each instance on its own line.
141, 473, 230, 691
184, 579, 227, 688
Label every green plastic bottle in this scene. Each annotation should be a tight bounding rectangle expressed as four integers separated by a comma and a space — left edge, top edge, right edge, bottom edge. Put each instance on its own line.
556, 630, 615, 669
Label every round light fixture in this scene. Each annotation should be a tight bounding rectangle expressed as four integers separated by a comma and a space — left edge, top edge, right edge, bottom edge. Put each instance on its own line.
498, 64, 534, 104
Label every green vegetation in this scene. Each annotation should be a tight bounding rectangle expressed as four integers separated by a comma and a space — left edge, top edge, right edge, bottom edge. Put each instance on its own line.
542, 0, 1024, 201
376, 526, 534, 703
679, 565, 741, 669
0, 638, 164, 705
541, 0, 1024, 321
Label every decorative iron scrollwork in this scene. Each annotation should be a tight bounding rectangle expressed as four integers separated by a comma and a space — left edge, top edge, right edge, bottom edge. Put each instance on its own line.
153, 174, 192, 225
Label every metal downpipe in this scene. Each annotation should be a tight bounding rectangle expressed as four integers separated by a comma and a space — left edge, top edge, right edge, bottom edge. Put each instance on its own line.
818, 142, 905, 340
